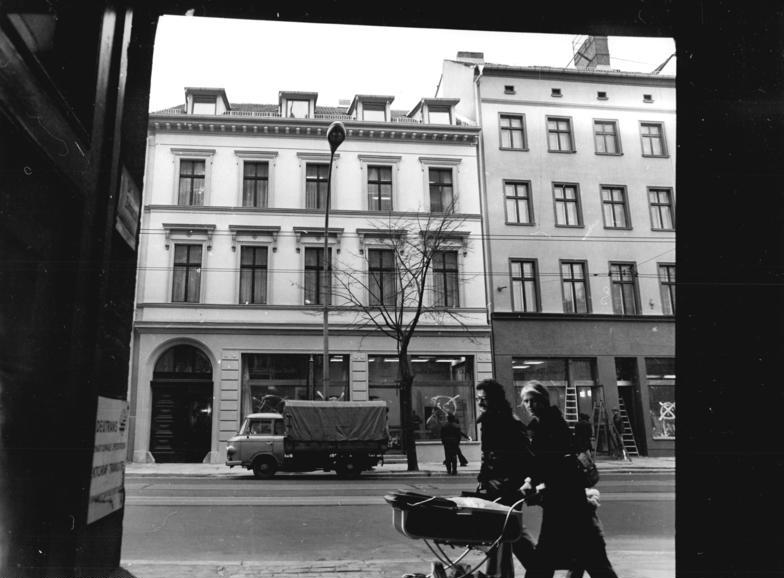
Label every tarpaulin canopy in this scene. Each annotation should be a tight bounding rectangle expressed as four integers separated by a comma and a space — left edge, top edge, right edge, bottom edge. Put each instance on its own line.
283, 400, 388, 442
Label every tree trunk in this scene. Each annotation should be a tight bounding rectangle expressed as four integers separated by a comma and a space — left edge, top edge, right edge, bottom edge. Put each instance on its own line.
398, 353, 419, 471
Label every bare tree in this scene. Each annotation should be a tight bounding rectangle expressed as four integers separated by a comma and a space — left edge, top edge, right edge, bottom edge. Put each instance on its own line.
332, 204, 475, 471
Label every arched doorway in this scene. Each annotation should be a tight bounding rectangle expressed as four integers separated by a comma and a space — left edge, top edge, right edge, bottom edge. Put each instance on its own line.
149, 344, 213, 462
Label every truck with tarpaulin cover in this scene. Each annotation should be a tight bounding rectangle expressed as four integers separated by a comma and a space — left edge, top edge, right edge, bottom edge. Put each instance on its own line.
225, 400, 389, 478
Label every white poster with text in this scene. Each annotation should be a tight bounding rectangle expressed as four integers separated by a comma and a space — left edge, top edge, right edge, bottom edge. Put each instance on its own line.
87, 396, 129, 524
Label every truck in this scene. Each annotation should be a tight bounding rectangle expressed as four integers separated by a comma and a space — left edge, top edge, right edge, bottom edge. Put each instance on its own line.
225, 400, 389, 479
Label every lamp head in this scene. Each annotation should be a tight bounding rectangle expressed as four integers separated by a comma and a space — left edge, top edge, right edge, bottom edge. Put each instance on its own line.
326, 121, 346, 153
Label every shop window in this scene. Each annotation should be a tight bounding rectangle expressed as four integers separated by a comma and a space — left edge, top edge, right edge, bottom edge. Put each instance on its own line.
368, 355, 476, 447
646, 358, 675, 439
240, 353, 350, 417
511, 358, 598, 423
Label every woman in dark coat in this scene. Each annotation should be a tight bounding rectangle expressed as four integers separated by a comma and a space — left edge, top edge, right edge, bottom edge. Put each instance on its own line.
521, 382, 618, 578
475, 379, 537, 576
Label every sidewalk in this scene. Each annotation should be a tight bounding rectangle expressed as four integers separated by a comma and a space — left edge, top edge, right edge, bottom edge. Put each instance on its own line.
125, 456, 674, 477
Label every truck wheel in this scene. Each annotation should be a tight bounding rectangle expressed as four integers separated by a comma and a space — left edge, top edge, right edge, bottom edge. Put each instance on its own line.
335, 461, 362, 479
252, 457, 277, 479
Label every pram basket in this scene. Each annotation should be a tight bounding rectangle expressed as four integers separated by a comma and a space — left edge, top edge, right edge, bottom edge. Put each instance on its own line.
384, 491, 523, 547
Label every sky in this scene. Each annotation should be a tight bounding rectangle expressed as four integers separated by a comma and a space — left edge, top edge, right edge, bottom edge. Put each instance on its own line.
149, 16, 676, 113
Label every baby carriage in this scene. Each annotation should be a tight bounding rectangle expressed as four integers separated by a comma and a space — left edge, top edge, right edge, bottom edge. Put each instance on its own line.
384, 490, 527, 578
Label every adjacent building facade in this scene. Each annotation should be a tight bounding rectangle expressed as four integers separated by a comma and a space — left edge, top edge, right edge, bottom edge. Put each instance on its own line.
129, 87, 492, 463
437, 45, 676, 456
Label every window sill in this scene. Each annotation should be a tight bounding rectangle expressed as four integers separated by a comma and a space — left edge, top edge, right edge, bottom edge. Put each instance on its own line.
603, 226, 634, 231
642, 154, 670, 159
651, 228, 676, 232
505, 222, 536, 227
547, 150, 577, 154
499, 147, 529, 152
554, 224, 584, 229
595, 152, 624, 157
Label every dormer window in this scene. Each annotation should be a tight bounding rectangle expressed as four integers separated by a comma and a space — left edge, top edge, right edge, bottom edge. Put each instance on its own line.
363, 103, 386, 122
407, 97, 460, 126
279, 91, 318, 119
348, 95, 394, 122
428, 106, 452, 125
192, 97, 216, 115
184, 87, 229, 115
286, 100, 310, 118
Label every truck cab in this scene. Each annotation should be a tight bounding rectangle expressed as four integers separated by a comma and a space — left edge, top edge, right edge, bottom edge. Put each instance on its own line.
226, 413, 285, 478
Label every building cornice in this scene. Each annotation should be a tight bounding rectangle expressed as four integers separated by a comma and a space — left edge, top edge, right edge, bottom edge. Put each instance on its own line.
481, 65, 676, 88
493, 312, 675, 323
482, 97, 676, 115
148, 115, 480, 145
143, 204, 483, 221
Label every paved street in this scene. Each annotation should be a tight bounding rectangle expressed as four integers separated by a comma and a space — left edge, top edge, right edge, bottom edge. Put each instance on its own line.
119, 468, 674, 578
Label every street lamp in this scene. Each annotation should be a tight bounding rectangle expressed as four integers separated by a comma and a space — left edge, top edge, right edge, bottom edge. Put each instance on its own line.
322, 121, 346, 400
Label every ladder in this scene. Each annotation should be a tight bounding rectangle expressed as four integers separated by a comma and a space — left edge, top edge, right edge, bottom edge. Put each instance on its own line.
564, 384, 579, 425
618, 398, 640, 457
591, 398, 607, 454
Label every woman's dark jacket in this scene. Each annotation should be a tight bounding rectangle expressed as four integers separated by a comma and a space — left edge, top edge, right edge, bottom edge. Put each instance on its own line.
527, 405, 598, 566
476, 409, 533, 504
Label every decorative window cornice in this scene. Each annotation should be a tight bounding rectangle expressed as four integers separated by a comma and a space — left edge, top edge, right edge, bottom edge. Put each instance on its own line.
162, 223, 216, 250
227, 225, 281, 252
293, 226, 344, 253
355, 228, 407, 254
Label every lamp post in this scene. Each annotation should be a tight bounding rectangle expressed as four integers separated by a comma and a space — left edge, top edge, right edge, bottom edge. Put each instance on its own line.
322, 121, 346, 400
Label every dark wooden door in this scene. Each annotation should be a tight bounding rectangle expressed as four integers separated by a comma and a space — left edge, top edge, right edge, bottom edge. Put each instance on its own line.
150, 382, 212, 462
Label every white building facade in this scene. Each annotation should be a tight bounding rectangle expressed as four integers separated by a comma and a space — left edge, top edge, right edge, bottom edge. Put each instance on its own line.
129, 88, 491, 463
438, 47, 676, 456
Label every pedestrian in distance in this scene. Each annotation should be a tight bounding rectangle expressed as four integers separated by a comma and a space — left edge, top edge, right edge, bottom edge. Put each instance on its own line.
610, 408, 625, 460
521, 381, 619, 578
453, 414, 470, 467
439, 413, 466, 475
474, 378, 538, 577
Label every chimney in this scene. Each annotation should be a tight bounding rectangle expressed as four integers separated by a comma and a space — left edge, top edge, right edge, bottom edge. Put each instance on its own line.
573, 36, 611, 70
455, 51, 484, 65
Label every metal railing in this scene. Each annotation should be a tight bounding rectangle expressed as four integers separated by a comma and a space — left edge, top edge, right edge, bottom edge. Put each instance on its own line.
157, 109, 472, 125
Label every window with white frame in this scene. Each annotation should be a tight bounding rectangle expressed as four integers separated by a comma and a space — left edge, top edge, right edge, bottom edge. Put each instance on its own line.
658, 263, 676, 315
547, 116, 574, 152
561, 261, 590, 313
504, 180, 534, 225
306, 163, 330, 209
178, 159, 205, 206
601, 185, 630, 229
239, 246, 268, 304
304, 247, 331, 305
172, 244, 202, 303
499, 114, 526, 150
511, 259, 539, 312
609, 262, 640, 315
553, 183, 582, 227
368, 248, 396, 306
429, 168, 454, 213
419, 157, 460, 213
594, 120, 621, 154
640, 122, 667, 157
648, 188, 675, 230
432, 250, 459, 307
242, 161, 269, 208
368, 166, 393, 211
171, 149, 214, 206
